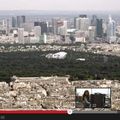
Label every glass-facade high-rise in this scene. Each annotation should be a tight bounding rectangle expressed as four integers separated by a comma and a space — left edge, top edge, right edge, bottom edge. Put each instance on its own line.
107, 15, 116, 43
96, 19, 103, 38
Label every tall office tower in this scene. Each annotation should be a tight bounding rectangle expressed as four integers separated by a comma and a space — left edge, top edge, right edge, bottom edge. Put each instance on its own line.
63, 20, 67, 35
0, 19, 6, 35
88, 26, 96, 43
57, 20, 67, 35
102, 21, 107, 35
34, 21, 48, 35
74, 17, 80, 30
18, 28, 24, 44
40, 33, 47, 44
74, 15, 89, 31
39, 22, 48, 35
79, 15, 87, 18
47, 24, 53, 33
74, 17, 77, 28
80, 18, 89, 31
96, 19, 103, 38
34, 22, 40, 26
52, 18, 59, 35
12, 17, 17, 28
107, 15, 116, 43
6, 19, 10, 35
17, 16, 21, 27
91, 15, 97, 26
52, 18, 67, 35
17, 16, 26, 28
34, 26, 41, 37
21, 22, 34, 32
2, 19, 5, 27
67, 19, 72, 29
43, 33, 47, 44
0, 18, 10, 35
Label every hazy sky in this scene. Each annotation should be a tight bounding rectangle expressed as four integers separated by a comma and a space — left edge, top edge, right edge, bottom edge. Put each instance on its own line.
0, 0, 120, 11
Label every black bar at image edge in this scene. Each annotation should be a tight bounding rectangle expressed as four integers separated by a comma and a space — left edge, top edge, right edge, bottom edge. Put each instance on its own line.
0, 114, 120, 120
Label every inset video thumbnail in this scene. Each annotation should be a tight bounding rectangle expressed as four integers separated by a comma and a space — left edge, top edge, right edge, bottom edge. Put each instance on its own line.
75, 88, 111, 109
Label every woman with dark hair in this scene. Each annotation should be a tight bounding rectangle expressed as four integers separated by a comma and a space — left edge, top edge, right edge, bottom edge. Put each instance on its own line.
82, 90, 91, 108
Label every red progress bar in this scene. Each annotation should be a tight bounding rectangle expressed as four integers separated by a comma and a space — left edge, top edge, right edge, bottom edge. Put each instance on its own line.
0, 110, 68, 114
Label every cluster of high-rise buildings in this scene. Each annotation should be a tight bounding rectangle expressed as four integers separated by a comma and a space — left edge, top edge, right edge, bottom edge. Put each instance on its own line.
74, 14, 117, 43
0, 14, 119, 44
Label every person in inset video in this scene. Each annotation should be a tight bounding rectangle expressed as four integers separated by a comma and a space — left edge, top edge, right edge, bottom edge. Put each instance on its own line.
82, 90, 91, 108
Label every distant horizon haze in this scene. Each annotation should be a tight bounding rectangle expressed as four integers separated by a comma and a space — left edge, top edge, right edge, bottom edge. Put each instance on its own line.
0, 0, 120, 11
0, 10, 119, 16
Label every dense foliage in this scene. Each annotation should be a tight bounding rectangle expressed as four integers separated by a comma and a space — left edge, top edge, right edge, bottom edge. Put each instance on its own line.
0, 50, 120, 82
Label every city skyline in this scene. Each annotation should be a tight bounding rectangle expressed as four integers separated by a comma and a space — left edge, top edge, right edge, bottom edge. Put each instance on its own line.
0, 0, 120, 11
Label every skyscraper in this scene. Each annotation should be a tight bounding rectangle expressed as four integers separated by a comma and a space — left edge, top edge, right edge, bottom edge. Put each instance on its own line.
107, 15, 116, 43
21, 22, 34, 32
18, 28, 24, 44
57, 20, 67, 35
74, 17, 80, 30
91, 15, 97, 26
34, 22, 40, 26
52, 18, 67, 35
6, 19, 10, 35
17, 16, 26, 28
52, 18, 60, 35
12, 17, 17, 28
43, 33, 47, 44
74, 15, 89, 31
88, 26, 96, 43
80, 18, 89, 31
34, 26, 41, 37
39, 22, 48, 35
34, 21, 48, 35
79, 15, 87, 18
40, 33, 47, 44
96, 19, 103, 38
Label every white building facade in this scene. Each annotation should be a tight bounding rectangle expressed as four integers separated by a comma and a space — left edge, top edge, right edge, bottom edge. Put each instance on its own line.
107, 15, 116, 43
